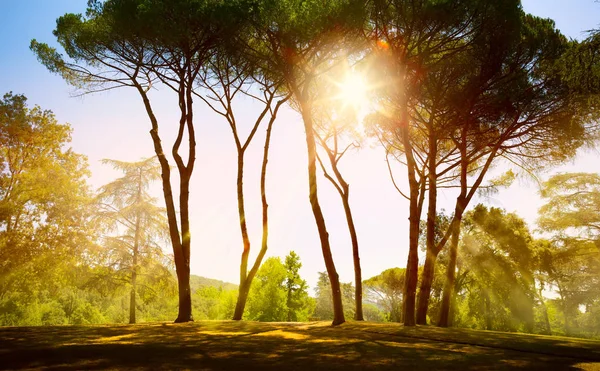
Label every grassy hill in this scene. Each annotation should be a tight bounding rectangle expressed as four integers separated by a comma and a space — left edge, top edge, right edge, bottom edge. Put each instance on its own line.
1, 321, 600, 370
190, 274, 238, 292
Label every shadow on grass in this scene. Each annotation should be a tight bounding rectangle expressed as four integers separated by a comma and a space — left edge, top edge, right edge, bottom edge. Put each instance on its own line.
0, 321, 599, 370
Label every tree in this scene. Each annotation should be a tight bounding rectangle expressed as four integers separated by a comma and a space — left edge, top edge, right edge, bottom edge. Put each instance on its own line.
31, 0, 248, 322
428, 12, 598, 327
363, 268, 405, 322
284, 251, 313, 322
537, 173, 600, 335
314, 271, 355, 321
243, 0, 365, 325
312, 60, 366, 320
456, 206, 536, 332
196, 49, 289, 320
0, 92, 92, 325
245, 257, 288, 322
95, 157, 169, 324
366, 0, 511, 326
539, 173, 600, 240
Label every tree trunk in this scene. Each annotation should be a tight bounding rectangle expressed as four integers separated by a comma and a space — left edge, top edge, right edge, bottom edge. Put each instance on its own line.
341, 192, 363, 321
416, 131, 438, 325
438, 219, 461, 327
233, 151, 252, 321
484, 291, 492, 330
299, 96, 344, 326
136, 86, 192, 323
401, 124, 421, 327
230, 98, 285, 320
129, 267, 137, 324
416, 250, 438, 324
557, 283, 570, 336
538, 287, 552, 335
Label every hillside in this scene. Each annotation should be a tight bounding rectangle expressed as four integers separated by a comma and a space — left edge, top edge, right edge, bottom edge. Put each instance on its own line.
190, 275, 238, 292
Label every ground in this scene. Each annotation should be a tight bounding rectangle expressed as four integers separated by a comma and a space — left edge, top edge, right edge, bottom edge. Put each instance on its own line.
1, 321, 600, 370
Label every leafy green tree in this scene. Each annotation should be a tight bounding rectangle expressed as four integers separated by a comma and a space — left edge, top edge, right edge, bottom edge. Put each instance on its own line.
314, 272, 355, 321
284, 251, 313, 321
95, 157, 170, 324
364, 268, 405, 322
536, 173, 600, 335
539, 173, 600, 239
455, 205, 536, 332
245, 257, 288, 321
0, 92, 92, 326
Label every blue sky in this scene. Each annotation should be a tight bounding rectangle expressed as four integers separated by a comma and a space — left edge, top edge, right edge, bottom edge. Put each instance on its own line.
0, 0, 599, 290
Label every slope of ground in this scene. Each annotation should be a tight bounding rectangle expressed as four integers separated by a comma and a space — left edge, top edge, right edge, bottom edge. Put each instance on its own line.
1, 321, 599, 370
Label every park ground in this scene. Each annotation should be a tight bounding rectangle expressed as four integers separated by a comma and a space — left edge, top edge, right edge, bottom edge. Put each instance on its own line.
1, 321, 600, 370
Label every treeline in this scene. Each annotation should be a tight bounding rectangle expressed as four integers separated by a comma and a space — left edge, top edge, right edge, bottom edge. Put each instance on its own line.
2, 0, 599, 332
1, 92, 600, 338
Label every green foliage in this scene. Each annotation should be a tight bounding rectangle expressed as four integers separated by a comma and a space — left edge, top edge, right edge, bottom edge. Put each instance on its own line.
246, 257, 288, 321
363, 268, 405, 322
456, 205, 536, 332
284, 251, 313, 321
245, 253, 314, 322
314, 271, 355, 320
193, 286, 238, 320
539, 173, 600, 239
0, 92, 94, 326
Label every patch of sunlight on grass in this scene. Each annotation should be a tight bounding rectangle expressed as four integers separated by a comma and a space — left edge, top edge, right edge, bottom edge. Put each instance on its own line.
308, 338, 361, 344
253, 329, 309, 340
197, 331, 251, 336
95, 333, 136, 343
210, 351, 251, 358
574, 362, 600, 370
64, 333, 137, 346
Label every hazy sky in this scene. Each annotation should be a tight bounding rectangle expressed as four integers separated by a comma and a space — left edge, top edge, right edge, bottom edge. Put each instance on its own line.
1, 0, 599, 290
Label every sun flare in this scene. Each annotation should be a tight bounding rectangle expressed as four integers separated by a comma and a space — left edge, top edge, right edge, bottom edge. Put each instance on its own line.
338, 73, 368, 110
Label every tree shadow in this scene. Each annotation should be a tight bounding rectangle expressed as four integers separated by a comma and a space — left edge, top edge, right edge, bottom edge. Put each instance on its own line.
0, 321, 598, 370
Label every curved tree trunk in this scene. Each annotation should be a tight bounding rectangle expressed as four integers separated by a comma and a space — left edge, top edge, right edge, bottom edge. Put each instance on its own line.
401, 112, 421, 327
231, 97, 286, 320
233, 151, 251, 320
438, 219, 461, 327
299, 96, 345, 326
416, 250, 437, 324
319, 148, 363, 321
341, 192, 363, 321
136, 85, 193, 323
416, 132, 438, 325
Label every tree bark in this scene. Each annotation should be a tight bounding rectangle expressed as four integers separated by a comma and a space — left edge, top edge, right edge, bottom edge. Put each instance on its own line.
484, 290, 492, 330
231, 97, 285, 320
401, 113, 421, 327
319, 147, 363, 321
438, 218, 461, 327
298, 94, 344, 326
135, 85, 192, 323
129, 171, 143, 325
416, 133, 438, 325
233, 151, 251, 320
416, 250, 437, 324
342, 192, 363, 321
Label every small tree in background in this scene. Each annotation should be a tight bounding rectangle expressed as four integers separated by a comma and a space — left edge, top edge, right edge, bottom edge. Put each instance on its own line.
96, 157, 170, 324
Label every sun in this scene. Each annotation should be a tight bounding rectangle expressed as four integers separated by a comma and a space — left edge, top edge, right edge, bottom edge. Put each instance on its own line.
337, 72, 368, 110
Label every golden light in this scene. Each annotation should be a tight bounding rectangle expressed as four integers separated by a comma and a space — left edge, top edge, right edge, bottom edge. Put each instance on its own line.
337, 72, 368, 111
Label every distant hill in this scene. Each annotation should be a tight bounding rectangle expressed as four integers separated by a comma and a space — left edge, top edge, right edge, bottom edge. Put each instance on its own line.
190, 275, 238, 292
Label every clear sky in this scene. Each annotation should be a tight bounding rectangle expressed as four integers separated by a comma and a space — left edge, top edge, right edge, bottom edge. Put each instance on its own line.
0, 0, 599, 291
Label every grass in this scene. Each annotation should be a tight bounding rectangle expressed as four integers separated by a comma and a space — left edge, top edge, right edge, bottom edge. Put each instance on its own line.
1, 321, 600, 370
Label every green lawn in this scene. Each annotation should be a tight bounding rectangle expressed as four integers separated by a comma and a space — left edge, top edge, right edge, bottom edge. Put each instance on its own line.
1, 321, 600, 370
